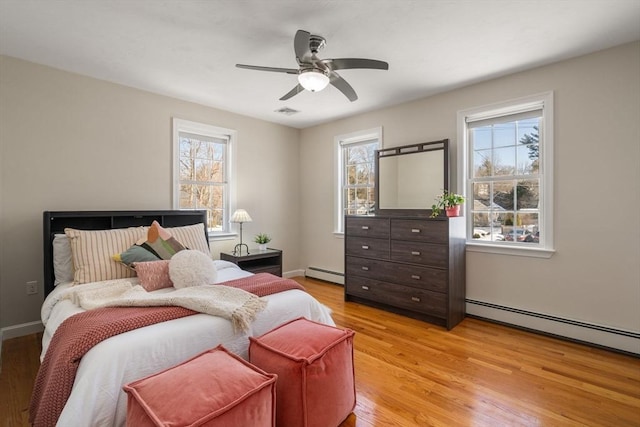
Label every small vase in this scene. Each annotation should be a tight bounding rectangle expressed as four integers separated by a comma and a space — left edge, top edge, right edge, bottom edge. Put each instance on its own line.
258, 243, 268, 251
445, 205, 461, 217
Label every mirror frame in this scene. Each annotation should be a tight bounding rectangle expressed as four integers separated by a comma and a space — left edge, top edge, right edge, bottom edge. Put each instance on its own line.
374, 139, 449, 217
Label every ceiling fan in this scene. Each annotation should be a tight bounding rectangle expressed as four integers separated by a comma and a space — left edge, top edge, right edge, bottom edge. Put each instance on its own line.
236, 29, 389, 102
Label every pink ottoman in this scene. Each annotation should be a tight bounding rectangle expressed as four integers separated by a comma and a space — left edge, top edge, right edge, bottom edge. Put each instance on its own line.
123, 345, 277, 426
249, 317, 356, 427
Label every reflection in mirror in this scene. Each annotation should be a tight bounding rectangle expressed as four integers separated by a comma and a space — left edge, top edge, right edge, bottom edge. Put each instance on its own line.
379, 150, 444, 209
375, 139, 449, 216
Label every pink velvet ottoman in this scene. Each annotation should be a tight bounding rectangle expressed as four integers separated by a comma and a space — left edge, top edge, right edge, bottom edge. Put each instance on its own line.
249, 317, 356, 427
123, 345, 277, 426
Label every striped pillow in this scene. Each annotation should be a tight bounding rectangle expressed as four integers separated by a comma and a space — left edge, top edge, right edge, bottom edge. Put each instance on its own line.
65, 227, 147, 284
167, 223, 210, 255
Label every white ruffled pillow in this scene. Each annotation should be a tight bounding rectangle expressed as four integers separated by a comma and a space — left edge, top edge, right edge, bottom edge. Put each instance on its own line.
169, 250, 217, 289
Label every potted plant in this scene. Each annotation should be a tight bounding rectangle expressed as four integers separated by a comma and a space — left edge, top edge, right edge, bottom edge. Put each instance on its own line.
430, 190, 465, 218
254, 233, 272, 251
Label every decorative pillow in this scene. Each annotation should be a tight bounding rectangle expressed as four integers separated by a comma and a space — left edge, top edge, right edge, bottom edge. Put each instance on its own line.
134, 260, 173, 291
114, 245, 161, 266
52, 234, 74, 285
65, 226, 146, 284
169, 250, 217, 289
167, 223, 210, 255
113, 221, 186, 267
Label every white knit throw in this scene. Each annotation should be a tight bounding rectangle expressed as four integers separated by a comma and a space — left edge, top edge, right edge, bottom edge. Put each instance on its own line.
65, 281, 267, 332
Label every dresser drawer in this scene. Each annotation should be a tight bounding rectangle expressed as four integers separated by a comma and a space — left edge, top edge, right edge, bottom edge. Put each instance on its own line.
346, 256, 447, 293
391, 219, 448, 243
391, 241, 447, 268
346, 276, 446, 317
345, 216, 390, 239
345, 236, 389, 259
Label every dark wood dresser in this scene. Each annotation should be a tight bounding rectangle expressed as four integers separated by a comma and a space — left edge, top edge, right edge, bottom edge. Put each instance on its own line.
344, 215, 465, 329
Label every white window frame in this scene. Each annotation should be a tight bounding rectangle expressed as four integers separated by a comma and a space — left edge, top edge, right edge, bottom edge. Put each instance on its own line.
333, 127, 382, 235
457, 92, 555, 258
172, 118, 237, 240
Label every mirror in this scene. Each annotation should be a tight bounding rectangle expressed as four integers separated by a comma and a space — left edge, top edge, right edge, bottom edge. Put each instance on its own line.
375, 139, 449, 216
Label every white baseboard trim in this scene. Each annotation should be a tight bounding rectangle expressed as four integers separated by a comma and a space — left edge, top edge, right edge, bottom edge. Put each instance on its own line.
284, 269, 305, 279
466, 299, 640, 355
305, 266, 344, 285
1, 321, 44, 341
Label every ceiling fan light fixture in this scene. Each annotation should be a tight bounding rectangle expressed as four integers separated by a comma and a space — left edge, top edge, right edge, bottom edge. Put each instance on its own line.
298, 69, 330, 92
237, 30, 388, 101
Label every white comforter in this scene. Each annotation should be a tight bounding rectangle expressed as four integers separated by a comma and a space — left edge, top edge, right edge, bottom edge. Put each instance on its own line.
40, 261, 334, 427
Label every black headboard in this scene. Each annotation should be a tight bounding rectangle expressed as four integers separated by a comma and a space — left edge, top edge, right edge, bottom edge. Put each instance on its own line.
43, 210, 208, 297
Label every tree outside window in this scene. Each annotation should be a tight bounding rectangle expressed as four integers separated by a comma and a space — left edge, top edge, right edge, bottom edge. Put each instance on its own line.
173, 119, 236, 236
460, 93, 554, 256
334, 127, 382, 234
468, 109, 547, 248
343, 142, 377, 216
178, 134, 228, 231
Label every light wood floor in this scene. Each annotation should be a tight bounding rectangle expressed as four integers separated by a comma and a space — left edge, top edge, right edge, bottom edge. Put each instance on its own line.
2, 277, 639, 426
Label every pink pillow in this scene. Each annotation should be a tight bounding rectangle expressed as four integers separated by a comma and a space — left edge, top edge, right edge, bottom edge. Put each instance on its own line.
133, 260, 172, 291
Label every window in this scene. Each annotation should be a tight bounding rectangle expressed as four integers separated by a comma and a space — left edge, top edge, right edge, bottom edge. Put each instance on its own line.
173, 118, 237, 237
334, 127, 382, 234
458, 92, 554, 257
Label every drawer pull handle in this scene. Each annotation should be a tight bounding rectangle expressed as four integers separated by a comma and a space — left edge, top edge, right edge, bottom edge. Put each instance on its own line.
411, 251, 421, 256
362, 226, 370, 230
361, 285, 370, 291
362, 245, 369, 250
411, 228, 421, 233
411, 296, 421, 302
411, 275, 421, 280
362, 266, 369, 271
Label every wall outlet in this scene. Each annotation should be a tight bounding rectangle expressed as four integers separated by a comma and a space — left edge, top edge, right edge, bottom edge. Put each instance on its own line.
26, 281, 38, 295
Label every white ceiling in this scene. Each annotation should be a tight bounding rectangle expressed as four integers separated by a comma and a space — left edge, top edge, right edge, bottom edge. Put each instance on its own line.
1, 0, 639, 129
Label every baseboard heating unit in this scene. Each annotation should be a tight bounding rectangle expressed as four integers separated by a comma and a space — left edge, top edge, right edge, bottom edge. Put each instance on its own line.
305, 266, 344, 285
466, 299, 640, 356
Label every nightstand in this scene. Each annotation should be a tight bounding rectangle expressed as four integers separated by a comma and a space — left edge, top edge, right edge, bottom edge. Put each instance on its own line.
220, 248, 282, 277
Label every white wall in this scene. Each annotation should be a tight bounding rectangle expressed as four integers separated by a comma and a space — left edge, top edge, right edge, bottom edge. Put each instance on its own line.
0, 55, 300, 332
2, 43, 638, 353
299, 42, 640, 353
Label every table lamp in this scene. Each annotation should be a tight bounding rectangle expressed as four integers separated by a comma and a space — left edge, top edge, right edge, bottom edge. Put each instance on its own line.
231, 209, 252, 255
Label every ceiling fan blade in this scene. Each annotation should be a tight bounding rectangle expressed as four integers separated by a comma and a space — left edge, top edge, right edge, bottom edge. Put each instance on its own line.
323, 58, 389, 71
294, 30, 313, 64
329, 71, 358, 102
279, 84, 305, 101
236, 64, 299, 74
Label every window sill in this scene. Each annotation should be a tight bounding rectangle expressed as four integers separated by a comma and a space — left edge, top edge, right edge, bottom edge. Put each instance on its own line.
208, 232, 237, 242
333, 231, 345, 239
466, 241, 555, 258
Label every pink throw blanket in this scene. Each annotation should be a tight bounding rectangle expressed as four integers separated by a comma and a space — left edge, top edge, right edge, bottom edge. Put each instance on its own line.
223, 272, 305, 296
30, 273, 305, 427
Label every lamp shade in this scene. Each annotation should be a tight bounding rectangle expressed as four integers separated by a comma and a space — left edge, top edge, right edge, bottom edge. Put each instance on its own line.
230, 209, 252, 223
298, 69, 330, 92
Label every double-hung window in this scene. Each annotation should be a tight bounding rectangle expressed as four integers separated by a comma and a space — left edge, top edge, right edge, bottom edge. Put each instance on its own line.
173, 118, 237, 237
458, 92, 554, 257
334, 127, 382, 234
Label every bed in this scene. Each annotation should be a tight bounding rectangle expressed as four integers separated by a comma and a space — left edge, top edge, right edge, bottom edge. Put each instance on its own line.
36, 210, 334, 427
